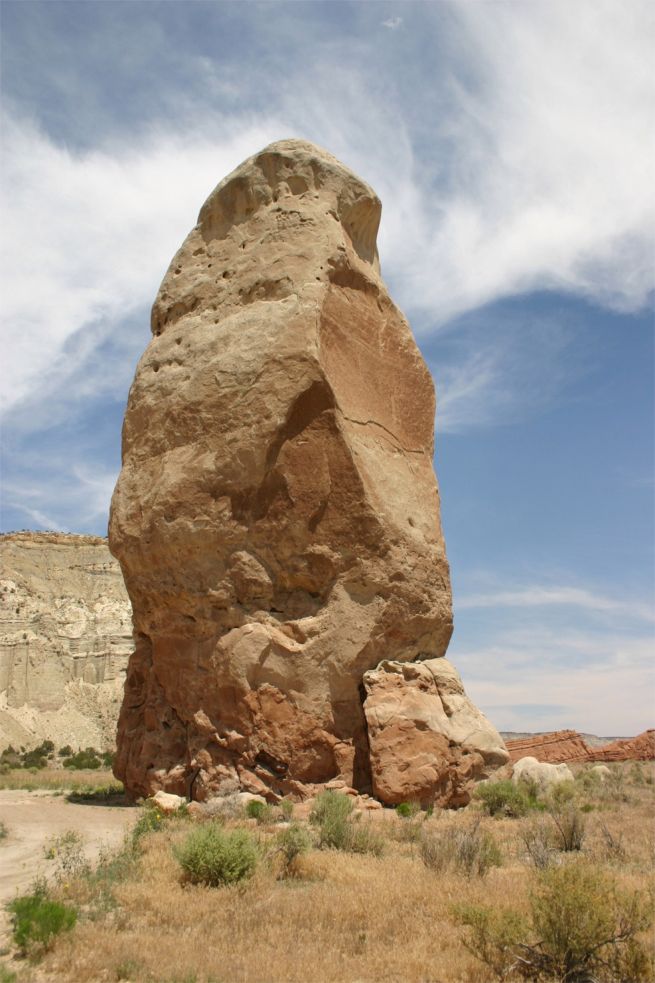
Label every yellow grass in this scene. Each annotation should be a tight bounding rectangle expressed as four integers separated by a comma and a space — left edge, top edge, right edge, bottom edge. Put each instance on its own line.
0, 767, 118, 791
5, 761, 654, 983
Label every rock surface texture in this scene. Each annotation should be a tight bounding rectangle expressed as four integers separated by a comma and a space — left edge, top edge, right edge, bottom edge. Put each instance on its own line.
110, 139, 507, 804
0, 533, 132, 748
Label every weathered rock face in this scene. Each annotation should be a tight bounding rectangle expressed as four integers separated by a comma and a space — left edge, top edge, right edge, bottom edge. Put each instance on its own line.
505, 729, 593, 765
110, 139, 503, 804
363, 659, 508, 806
0, 533, 132, 749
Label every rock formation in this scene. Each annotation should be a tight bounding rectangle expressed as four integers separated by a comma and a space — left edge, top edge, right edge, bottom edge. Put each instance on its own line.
505, 728, 655, 765
110, 139, 508, 804
589, 729, 655, 762
363, 658, 509, 806
505, 729, 593, 765
0, 533, 132, 749
512, 756, 574, 789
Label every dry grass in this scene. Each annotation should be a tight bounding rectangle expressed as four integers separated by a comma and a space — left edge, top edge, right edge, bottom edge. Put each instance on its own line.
0, 768, 118, 792
4, 761, 653, 983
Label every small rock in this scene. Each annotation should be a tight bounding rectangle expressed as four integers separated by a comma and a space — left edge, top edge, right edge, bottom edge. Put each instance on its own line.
151, 790, 186, 814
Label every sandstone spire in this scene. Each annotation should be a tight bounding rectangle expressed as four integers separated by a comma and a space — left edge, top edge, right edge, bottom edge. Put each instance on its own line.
109, 139, 506, 804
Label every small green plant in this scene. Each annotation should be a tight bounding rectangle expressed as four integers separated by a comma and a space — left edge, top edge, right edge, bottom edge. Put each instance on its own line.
474, 780, 532, 818
58, 745, 74, 758
245, 799, 272, 823
175, 823, 259, 887
395, 801, 420, 819
275, 823, 312, 877
8, 883, 77, 956
0, 965, 17, 982
0, 819, 7, 841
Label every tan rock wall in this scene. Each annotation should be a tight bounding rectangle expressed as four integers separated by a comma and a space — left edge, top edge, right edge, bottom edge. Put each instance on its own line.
0, 533, 132, 749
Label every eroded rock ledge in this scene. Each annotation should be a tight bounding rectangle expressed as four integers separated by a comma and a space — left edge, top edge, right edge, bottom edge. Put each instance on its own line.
110, 139, 507, 805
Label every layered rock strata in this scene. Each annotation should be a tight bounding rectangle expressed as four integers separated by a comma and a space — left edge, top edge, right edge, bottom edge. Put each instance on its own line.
110, 139, 507, 803
505, 729, 594, 765
505, 728, 655, 765
0, 533, 132, 748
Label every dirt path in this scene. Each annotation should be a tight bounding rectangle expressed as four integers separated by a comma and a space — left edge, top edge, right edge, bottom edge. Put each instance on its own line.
0, 789, 138, 949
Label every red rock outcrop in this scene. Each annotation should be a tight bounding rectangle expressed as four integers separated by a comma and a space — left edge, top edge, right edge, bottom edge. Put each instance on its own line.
588, 729, 655, 762
506, 728, 655, 765
109, 139, 507, 804
505, 730, 593, 764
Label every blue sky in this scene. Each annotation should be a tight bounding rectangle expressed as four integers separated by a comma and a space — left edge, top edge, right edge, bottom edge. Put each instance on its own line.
1, 0, 653, 735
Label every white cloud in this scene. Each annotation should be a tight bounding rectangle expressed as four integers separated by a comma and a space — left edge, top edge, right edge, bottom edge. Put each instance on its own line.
381, 17, 402, 30
455, 626, 655, 735
458, 585, 655, 624
382, 0, 655, 324
1, 1, 652, 437
0, 113, 284, 417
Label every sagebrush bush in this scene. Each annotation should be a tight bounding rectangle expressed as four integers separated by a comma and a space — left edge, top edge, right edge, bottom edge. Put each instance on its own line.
175, 823, 259, 886
8, 884, 77, 955
474, 780, 532, 818
549, 803, 586, 852
421, 820, 502, 878
310, 790, 354, 850
455, 860, 655, 982
275, 823, 312, 877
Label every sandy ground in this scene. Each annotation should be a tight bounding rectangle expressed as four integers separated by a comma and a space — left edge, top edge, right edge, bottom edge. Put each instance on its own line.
0, 789, 137, 950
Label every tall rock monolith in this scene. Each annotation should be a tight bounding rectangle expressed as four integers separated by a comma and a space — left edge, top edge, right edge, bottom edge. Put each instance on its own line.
109, 139, 507, 804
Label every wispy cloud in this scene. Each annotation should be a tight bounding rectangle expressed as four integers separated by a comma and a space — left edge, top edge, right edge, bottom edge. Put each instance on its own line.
2, 1, 652, 434
458, 585, 655, 623
381, 17, 402, 30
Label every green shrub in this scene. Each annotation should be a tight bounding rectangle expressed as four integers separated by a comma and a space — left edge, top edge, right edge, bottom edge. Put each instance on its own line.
0, 820, 7, 841
421, 820, 502, 878
474, 780, 532, 818
62, 748, 102, 770
310, 790, 354, 850
58, 745, 73, 758
245, 799, 272, 823
454, 861, 655, 982
275, 823, 312, 877
0, 965, 17, 982
175, 823, 258, 886
8, 886, 77, 955
395, 802, 419, 819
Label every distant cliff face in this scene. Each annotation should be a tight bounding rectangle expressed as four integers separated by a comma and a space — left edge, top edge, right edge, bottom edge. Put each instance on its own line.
0, 533, 132, 749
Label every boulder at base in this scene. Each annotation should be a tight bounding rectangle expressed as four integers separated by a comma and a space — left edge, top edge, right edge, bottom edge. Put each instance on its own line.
512, 756, 574, 790
109, 138, 507, 806
363, 658, 508, 806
